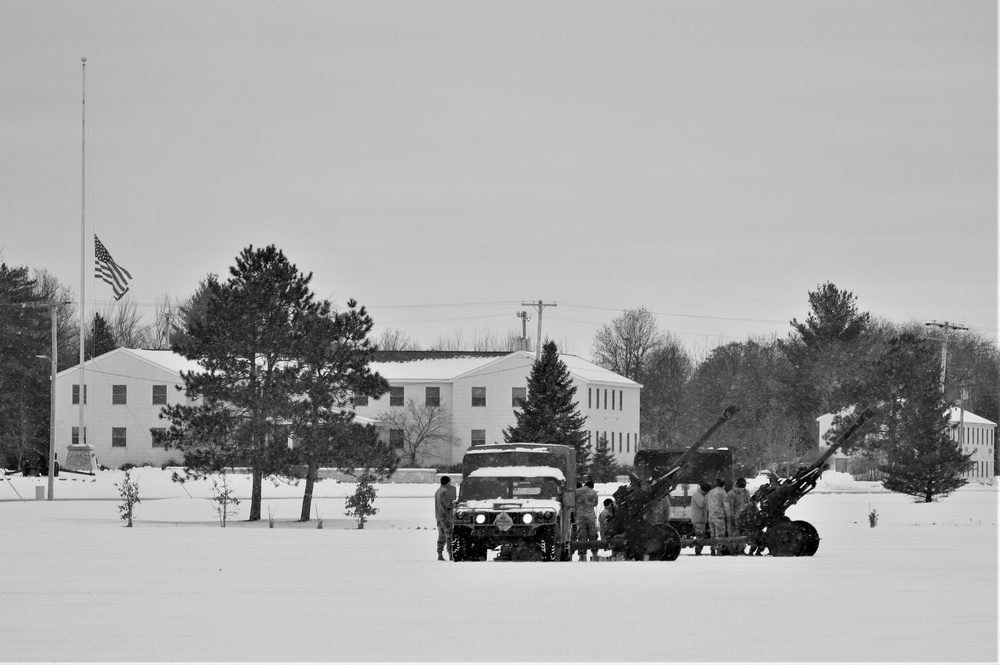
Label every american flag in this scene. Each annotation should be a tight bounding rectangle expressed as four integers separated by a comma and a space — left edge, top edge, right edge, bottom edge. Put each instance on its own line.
94, 235, 133, 301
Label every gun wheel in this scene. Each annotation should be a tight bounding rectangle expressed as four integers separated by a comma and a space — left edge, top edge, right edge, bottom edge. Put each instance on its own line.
624, 521, 667, 561
767, 520, 807, 557
658, 524, 682, 561
794, 520, 820, 556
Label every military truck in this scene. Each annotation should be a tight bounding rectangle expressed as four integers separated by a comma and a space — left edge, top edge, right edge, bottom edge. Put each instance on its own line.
451, 442, 576, 562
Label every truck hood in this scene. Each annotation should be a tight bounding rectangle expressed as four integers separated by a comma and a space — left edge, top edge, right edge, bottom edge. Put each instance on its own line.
456, 499, 562, 512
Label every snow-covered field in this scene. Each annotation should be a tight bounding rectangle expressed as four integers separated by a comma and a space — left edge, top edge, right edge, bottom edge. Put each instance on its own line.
1, 469, 996, 663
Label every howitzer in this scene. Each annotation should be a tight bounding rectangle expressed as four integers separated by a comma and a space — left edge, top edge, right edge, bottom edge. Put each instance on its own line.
603, 405, 740, 560
739, 407, 876, 557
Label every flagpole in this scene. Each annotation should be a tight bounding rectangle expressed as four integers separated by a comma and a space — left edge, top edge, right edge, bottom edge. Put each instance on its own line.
65, 56, 95, 473
78, 56, 86, 454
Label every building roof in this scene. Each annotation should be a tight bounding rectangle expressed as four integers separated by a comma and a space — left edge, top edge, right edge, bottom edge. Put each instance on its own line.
947, 407, 996, 426
55, 348, 640, 388
369, 350, 641, 387
56, 347, 202, 378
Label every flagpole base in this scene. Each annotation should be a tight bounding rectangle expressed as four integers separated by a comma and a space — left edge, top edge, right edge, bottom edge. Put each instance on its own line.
63, 444, 98, 474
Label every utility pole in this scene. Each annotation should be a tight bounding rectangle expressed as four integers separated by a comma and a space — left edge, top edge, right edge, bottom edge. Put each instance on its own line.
521, 300, 556, 361
923, 320, 969, 392
515, 310, 530, 352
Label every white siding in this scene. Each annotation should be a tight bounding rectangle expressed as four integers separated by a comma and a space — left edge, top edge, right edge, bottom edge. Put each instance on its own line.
55, 349, 192, 469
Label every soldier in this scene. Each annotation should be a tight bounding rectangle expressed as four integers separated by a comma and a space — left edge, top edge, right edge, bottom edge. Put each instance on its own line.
434, 476, 457, 561
706, 478, 730, 555
575, 480, 600, 561
691, 482, 711, 555
598, 498, 616, 541
726, 478, 752, 554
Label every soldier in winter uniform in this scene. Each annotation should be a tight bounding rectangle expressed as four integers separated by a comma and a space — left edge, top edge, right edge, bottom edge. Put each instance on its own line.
598, 498, 616, 541
434, 476, 457, 561
706, 478, 730, 555
574, 480, 600, 561
691, 482, 711, 555
726, 478, 751, 554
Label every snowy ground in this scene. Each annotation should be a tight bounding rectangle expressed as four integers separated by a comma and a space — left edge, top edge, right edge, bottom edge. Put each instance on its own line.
1, 469, 996, 663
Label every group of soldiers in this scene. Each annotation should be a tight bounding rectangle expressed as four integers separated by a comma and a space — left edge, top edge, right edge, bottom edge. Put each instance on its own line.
690, 477, 754, 555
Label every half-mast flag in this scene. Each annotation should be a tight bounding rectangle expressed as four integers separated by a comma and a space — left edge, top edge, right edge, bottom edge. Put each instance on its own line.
94, 235, 133, 301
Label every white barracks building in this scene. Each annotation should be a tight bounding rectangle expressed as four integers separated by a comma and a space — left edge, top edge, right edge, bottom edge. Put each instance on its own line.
353, 350, 642, 468
53, 348, 641, 470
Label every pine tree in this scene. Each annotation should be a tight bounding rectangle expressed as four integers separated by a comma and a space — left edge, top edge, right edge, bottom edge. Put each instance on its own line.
503, 341, 590, 477
164, 245, 316, 521
0, 263, 50, 470
87, 313, 117, 359
589, 433, 620, 483
880, 362, 973, 502
289, 299, 394, 521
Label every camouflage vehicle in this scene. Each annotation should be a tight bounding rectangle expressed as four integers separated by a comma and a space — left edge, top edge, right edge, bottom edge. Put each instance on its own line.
451, 443, 576, 562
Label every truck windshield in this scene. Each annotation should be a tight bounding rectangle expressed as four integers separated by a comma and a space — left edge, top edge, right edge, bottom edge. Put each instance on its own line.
460, 477, 560, 501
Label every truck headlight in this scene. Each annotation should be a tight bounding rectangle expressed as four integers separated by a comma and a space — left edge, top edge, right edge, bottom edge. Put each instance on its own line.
475, 513, 486, 524
522, 513, 534, 524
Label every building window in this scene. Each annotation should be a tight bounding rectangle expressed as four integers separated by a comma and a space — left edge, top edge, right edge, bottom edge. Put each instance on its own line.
426, 387, 440, 407
612, 390, 615, 410
112, 385, 127, 405
618, 434, 622, 453
512, 387, 527, 407
152, 385, 167, 405
354, 394, 369, 407
389, 386, 404, 407
72, 384, 87, 405
151, 428, 167, 448
604, 389, 608, 409
112, 427, 127, 448
619, 390, 623, 410
389, 429, 404, 449
588, 388, 592, 409
71, 427, 87, 445
472, 387, 486, 407
471, 429, 486, 446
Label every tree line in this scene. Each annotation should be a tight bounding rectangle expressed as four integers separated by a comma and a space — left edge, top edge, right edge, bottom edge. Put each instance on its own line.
589, 284, 997, 499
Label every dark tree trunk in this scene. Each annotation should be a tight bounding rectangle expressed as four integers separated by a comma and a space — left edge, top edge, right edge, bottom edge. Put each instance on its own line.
249, 468, 263, 521
300, 461, 318, 521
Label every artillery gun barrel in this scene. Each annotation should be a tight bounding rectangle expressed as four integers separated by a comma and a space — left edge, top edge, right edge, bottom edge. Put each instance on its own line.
618, 405, 739, 513
809, 407, 876, 473
665, 404, 740, 477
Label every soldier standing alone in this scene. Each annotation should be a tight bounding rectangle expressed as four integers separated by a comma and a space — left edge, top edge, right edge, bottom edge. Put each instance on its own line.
575, 480, 600, 561
434, 476, 457, 561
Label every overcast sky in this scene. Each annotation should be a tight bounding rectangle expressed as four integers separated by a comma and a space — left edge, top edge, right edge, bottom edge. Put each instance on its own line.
1, 0, 996, 356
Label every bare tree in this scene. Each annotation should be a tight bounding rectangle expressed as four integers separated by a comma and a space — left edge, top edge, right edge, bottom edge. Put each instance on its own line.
590, 306, 666, 381
430, 327, 525, 352
375, 328, 421, 352
100, 297, 154, 348
377, 399, 459, 467
151, 293, 183, 349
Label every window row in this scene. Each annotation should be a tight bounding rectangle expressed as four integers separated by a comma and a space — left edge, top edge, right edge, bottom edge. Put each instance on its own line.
590, 430, 639, 454
359, 386, 527, 409
969, 460, 993, 477
72, 384, 168, 406
71, 427, 169, 448
588, 387, 624, 411
389, 429, 490, 449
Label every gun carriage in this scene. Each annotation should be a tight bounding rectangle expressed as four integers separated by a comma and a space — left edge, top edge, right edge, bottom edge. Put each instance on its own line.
738, 407, 876, 557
